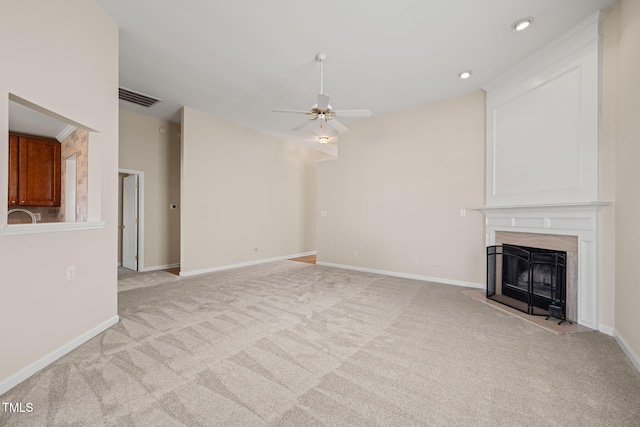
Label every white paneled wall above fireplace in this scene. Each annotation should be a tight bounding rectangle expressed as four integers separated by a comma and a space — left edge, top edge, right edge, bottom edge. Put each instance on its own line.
484, 12, 601, 207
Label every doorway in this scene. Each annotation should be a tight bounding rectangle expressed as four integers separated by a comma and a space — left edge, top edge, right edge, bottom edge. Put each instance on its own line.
118, 169, 145, 271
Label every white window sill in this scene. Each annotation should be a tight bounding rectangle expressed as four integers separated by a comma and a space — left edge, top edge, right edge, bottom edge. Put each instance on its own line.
3, 221, 106, 236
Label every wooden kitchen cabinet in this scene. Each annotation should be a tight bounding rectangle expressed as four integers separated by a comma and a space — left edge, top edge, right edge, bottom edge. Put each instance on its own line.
7, 133, 61, 207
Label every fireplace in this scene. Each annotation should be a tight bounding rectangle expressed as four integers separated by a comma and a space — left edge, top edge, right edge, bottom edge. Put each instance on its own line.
479, 203, 608, 330
487, 244, 568, 323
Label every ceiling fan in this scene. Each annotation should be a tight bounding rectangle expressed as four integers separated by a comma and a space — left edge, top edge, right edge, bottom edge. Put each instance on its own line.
272, 53, 372, 133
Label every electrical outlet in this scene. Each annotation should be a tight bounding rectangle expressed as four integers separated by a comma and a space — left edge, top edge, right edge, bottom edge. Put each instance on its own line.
353, 250, 358, 258
67, 266, 75, 281
435, 260, 441, 267
460, 209, 466, 217
34, 212, 41, 221
412, 256, 418, 264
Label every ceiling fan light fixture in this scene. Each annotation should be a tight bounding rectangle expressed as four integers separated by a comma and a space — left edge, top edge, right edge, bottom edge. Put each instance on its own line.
458, 70, 473, 79
512, 17, 534, 31
318, 136, 330, 144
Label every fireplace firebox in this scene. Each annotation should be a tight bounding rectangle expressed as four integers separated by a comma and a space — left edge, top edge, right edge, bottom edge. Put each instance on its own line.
487, 244, 569, 324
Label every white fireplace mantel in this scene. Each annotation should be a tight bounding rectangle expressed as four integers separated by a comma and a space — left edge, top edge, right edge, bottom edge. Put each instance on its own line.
479, 201, 610, 212
478, 202, 611, 331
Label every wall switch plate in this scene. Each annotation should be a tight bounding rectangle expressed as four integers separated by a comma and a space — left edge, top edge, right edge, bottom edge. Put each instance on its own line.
460, 209, 466, 217
34, 212, 41, 221
67, 266, 75, 281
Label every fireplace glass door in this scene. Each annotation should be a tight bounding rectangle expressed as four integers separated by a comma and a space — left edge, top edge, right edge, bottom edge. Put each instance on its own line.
487, 244, 567, 320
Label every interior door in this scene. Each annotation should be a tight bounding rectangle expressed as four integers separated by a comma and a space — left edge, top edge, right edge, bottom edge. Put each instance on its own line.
122, 174, 138, 270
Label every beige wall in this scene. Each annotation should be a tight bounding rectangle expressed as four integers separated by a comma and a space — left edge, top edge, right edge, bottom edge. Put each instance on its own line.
119, 109, 181, 269
180, 106, 323, 274
606, 0, 640, 362
317, 91, 486, 286
601, 4, 620, 336
0, 0, 118, 390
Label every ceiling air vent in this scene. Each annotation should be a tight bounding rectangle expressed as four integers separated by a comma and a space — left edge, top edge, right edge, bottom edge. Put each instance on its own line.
118, 87, 161, 107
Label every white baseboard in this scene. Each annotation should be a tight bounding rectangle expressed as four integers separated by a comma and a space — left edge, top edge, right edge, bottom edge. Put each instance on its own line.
139, 263, 180, 273
598, 324, 615, 336
0, 315, 119, 396
315, 261, 484, 289
614, 330, 640, 374
180, 251, 317, 277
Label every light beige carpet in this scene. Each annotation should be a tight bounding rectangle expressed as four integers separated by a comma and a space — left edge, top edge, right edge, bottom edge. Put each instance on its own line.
117, 267, 182, 292
461, 289, 594, 335
2, 261, 639, 426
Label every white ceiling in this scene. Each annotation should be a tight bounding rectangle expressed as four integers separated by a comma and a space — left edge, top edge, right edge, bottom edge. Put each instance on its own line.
8, 100, 71, 141
95, 0, 616, 153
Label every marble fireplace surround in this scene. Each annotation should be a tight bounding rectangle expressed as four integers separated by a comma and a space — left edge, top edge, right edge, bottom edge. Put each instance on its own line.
480, 203, 609, 331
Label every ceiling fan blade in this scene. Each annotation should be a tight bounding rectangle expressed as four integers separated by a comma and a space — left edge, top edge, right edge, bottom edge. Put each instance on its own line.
317, 93, 330, 111
333, 109, 372, 117
272, 109, 312, 115
326, 118, 348, 133
292, 119, 316, 132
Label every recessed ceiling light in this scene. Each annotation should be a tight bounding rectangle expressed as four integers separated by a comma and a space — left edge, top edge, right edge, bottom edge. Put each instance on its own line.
458, 71, 473, 79
512, 17, 534, 31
